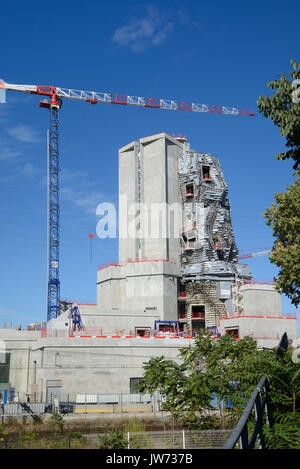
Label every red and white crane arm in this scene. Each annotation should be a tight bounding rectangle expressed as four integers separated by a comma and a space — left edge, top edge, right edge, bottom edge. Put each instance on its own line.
1, 80, 255, 116
238, 250, 271, 260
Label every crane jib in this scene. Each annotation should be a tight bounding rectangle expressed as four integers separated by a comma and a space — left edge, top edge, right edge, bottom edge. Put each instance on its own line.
1, 81, 255, 115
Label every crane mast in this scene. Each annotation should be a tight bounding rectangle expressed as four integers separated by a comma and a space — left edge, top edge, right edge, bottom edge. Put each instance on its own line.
1, 80, 254, 322
47, 108, 60, 320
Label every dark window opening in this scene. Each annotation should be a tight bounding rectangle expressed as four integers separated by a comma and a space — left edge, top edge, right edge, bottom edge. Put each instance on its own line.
184, 237, 196, 251
217, 250, 224, 260
135, 327, 151, 337
202, 166, 211, 180
191, 305, 205, 319
130, 378, 141, 394
178, 303, 186, 319
185, 183, 194, 196
0, 353, 10, 384
225, 328, 239, 338
213, 237, 222, 250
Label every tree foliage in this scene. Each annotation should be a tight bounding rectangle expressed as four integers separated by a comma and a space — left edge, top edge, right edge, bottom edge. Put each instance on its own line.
137, 333, 300, 448
98, 427, 127, 449
257, 60, 300, 169
263, 172, 300, 306
257, 60, 300, 305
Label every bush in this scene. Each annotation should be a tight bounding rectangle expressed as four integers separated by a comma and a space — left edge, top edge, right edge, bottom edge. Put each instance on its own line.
98, 427, 127, 449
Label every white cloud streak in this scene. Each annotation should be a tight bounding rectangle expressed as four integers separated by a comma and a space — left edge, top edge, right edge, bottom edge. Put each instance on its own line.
60, 168, 115, 215
6, 124, 39, 143
112, 5, 174, 53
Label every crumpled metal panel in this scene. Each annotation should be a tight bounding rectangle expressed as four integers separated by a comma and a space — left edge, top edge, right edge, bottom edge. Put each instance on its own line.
178, 146, 241, 281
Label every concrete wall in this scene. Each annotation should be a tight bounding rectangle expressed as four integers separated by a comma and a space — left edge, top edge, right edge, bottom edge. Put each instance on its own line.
31, 337, 193, 401
97, 265, 126, 310
140, 134, 183, 264
220, 316, 298, 349
0, 329, 41, 400
118, 133, 183, 266
97, 260, 180, 323
233, 283, 282, 315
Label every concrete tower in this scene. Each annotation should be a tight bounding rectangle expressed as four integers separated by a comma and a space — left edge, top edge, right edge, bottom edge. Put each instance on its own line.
118, 132, 184, 265
97, 133, 185, 326
97, 132, 253, 335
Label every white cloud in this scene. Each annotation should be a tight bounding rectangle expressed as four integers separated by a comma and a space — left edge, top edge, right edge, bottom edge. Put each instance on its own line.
112, 5, 174, 53
0, 146, 22, 161
60, 168, 115, 215
6, 124, 39, 143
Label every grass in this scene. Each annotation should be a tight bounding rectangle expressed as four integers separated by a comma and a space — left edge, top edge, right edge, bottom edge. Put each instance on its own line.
0, 414, 173, 449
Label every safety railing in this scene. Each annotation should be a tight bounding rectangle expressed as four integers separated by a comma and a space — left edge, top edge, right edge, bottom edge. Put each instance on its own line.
219, 312, 296, 320
42, 328, 195, 339
223, 332, 288, 449
97, 258, 177, 271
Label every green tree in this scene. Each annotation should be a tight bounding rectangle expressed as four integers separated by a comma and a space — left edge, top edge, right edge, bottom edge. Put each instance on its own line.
263, 173, 300, 306
257, 60, 300, 305
137, 333, 300, 448
257, 60, 300, 169
135, 356, 187, 430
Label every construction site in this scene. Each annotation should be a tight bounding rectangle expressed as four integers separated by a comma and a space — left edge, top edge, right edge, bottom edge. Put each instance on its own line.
0, 83, 298, 413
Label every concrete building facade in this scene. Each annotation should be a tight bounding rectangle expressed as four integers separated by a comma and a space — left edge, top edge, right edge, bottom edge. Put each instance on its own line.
0, 133, 298, 404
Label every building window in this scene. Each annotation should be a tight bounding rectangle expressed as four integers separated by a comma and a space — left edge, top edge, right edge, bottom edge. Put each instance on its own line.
217, 250, 224, 261
184, 238, 196, 251
202, 166, 211, 180
191, 305, 205, 319
213, 237, 221, 250
185, 183, 194, 197
0, 353, 10, 384
135, 327, 151, 337
178, 302, 186, 320
130, 378, 141, 394
225, 328, 239, 338
213, 237, 224, 260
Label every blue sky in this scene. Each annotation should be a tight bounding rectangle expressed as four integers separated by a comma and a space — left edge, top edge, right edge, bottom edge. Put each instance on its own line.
0, 0, 299, 332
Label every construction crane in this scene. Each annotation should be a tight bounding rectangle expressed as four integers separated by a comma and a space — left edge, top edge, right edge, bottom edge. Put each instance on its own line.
238, 249, 271, 260
0, 80, 255, 321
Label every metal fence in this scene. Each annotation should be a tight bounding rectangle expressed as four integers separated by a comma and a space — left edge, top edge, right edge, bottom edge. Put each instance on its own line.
127, 429, 231, 449
1, 403, 45, 419
75, 393, 153, 404
0, 429, 232, 450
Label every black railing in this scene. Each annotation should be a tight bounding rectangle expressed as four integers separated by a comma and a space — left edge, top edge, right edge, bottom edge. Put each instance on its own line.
223, 333, 288, 449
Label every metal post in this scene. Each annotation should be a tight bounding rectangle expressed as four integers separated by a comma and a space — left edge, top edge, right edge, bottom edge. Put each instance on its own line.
239, 426, 249, 449
254, 393, 264, 449
182, 430, 186, 449
127, 432, 130, 449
